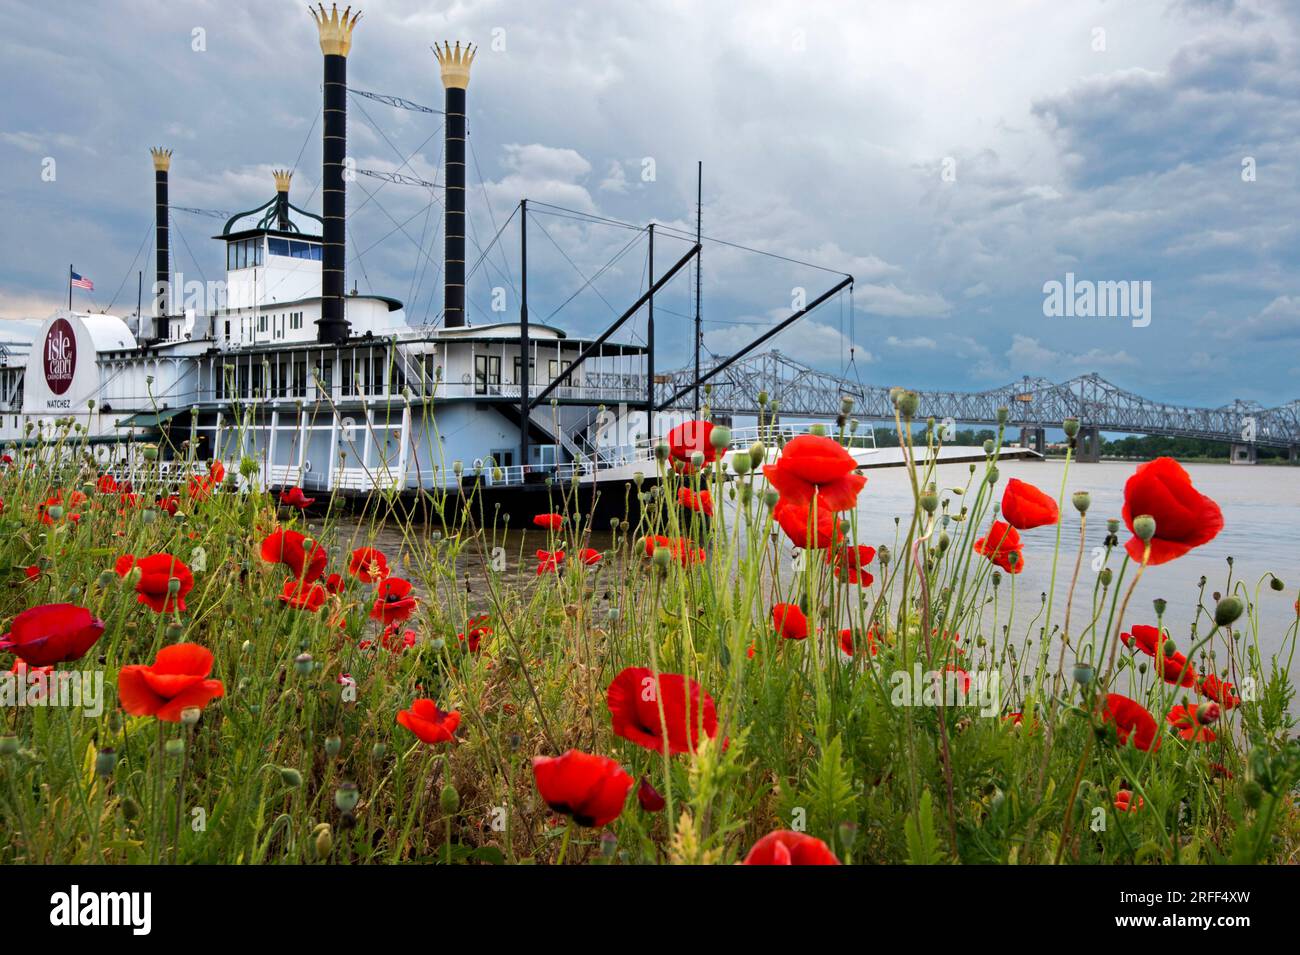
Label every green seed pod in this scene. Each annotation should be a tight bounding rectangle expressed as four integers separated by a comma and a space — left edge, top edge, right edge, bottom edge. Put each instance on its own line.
1062, 417, 1080, 438
164, 739, 185, 758
1099, 568, 1113, 587
1072, 662, 1094, 685
1072, 491, 1091, 514
896, 391, 920, 418
95, 748, 118, 778
335, 782, 360, 813
762, 489, 779, 509
324, 736, 342, 758
690, 450, 705, 469
1269, 576, 1285, 591
996, 407, 1009, 426
1215, 596, 1244, 627
730, 452, 751, 475
440, 784, 460, 815
1106, 518, 1120, 535
1242, 780, 1262, 809
654, 443, 669, 462
1132, 515, 1156, 543
982, 440, 993, 455
986, 466, 999, 486
294, 652, 314, 676
1153, 598, 1167, 616
709, 426, 732, 451
370, 742, 386, 763
651, 547, 672, 570
313, 823, 333, 859
749, 441, 766, 467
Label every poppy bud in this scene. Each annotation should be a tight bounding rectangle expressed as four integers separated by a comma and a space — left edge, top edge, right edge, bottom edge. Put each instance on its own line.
121, 796, 140, 821
279, 767, 303, 787
1099, 568, 1113, 587
1072, 491, 1090, 514
440, 784, 460, 815
1215, 596, 1244, 627
95, 747, 117, 778
1196, 701, 1220, 725
877, 546, 890, 567
896, 391, 920, 418
47, 505, 65, 521
108, 710, 124, 733
1062, 417, 1080, 438
654, 443, 669, 462
324, 736, 342, 758
730, 452, 751, 474
313, 823, 333, 859
431, 637, 447, 651
810, 424, 828, 437
164, 739, 185, 758
986, 466, 999, 486
996, 407, 1009, 426
991, 570, 1002, 588
180, 706, 202, 727
166, 623, 184, 640
982, 440, 993, 454
651, 547, 672, 570
294, 652, 314, 676
690, 451, 705, 469
938, 532, 950, 552
96, 570, 116, 588
709, 426, 732, 451
1132, 515, 1156, 543
0, 735, 19, 757
1269, 576, 1284, 591
335, 781, 360, 813
757, 390, 769, 406
1153, 598, 1167, 616
763, 489, 779, 509
920, 489, 939, 513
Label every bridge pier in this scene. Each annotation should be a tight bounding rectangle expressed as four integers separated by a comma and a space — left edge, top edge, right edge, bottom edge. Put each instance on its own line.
1018, 426, 1046, 456
1230, 443, 1257, 465
1075, 426, 1102, 463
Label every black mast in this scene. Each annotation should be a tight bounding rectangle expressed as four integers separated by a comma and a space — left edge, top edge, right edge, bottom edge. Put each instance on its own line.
150, 147, 172, 338
311, 3, 360, 345
694, 160, 702, 415
435, 40, 476, 328
646, 223, 655, 444
519, 199, 529, 470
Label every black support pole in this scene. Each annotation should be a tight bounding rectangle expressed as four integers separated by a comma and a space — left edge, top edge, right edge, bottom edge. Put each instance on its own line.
443, 84, 467, 327
519, 199, 529, 470
657, 276, 854, 411
694, 160, 702, 415
317, 50, 349, 344
646, 223, 655, 443
150, 148, 172, 338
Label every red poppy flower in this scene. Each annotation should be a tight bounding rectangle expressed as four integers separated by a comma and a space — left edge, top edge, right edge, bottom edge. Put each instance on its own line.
742, 830, 840, 865
762, 434, 865, 513
1101, 693, 1161, 752
1166, 704, 1216, 742
117, 644, 225, 722
279, 486, 315, 509
116, 553, 194, 614
671, 538, 706, 565
156, 495, 180, 516
279, 579, 327, 612
1000, 478, 1059, 530
827, 544, 875, 586
1114, 790, 1143, 813
536, 549, 565, 575
974, 520, 1025, 574
0, 603, 105, 667
838, 626, 879, 657
1159, 649, 1197, 687
946, 665, 972, 694
773, 499, 842, 550
396, 698, 460, 745
97, 474, 119, 494
458, 614, 492, 653
378, 624, 417, 652
260, 529, 327, 583
637, 775, 666, 812
370, 577, 417, 625
642, 534, 672, 557
1120, 624, 1161, 656
325, 572, 345, 594
1199, 673, 1241, 709
606, 666, 719, 755
532, 513, 564, 531
666, 420, 717, 473
531, 749, 633, 828
772, 603, 808, 640
22, 565, 40, 582
577, 548, 602, 566
348, 547, 390, 583
677, 487, 714, 517
1121, 457, 1223, 565
37, 493, 82, 525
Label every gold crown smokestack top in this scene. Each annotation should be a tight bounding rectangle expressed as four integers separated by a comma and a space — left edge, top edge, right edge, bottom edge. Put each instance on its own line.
272, 169, 293, 230
149, 146, 172, 339
434, 40, 475, 328
310, 3, 361, 345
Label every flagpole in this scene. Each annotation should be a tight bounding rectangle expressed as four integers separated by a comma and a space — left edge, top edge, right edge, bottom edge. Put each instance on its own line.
68, 264, 73, 310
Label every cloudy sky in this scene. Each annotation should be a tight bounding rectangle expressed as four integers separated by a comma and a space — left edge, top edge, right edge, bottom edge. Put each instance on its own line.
2, 0, 1297, 408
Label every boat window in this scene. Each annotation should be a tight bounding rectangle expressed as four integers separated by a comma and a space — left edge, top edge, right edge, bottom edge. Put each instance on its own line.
268, 238, 291, 257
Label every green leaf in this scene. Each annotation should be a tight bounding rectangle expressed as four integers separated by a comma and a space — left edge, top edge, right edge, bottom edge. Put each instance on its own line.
904, 789, 945, 865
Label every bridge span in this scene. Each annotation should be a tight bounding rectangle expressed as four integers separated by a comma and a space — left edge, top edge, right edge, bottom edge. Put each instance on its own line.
655, 350, 1300, 463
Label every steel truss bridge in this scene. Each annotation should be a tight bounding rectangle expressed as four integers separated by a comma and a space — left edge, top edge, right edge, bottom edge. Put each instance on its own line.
656, 350, 1300, 455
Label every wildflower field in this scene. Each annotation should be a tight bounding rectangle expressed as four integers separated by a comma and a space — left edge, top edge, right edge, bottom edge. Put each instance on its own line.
1, 400, 1297, 866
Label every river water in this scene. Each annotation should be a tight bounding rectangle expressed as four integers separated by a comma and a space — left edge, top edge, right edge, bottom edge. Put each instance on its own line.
341, 458, 1299, 664
844, 459, 1299, 659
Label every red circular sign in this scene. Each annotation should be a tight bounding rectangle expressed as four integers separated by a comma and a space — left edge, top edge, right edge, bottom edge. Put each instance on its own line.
44, 318, 77, 395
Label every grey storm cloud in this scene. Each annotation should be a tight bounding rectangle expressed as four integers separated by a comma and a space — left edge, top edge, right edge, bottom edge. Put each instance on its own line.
1, 0, 1298, 407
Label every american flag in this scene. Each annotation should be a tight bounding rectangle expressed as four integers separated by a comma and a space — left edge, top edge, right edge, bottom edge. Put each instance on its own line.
70, 270, 94, 290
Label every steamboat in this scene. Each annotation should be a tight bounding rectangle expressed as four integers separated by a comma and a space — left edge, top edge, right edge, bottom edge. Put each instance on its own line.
2, 6, 1020, 523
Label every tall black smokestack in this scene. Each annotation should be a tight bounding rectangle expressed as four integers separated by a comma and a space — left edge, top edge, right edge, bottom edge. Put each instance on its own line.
435, 41, 475, 328
273, 169, 293, 230
311, 3, 361, 345
150, 147, 172, 339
